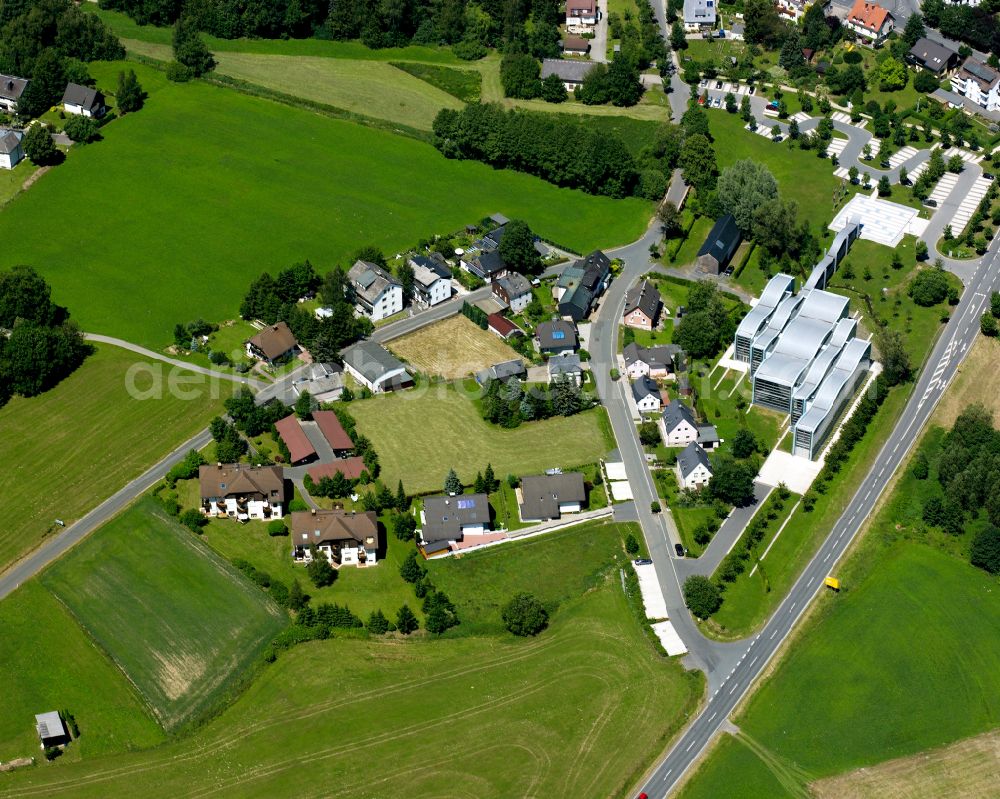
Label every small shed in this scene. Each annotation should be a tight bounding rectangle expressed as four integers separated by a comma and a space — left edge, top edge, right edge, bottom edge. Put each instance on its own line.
35, 712, 68, 748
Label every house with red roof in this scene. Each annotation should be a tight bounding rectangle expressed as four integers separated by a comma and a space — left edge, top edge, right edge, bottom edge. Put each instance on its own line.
274, 414, 317, 465
845, 0, 893, 45
487, 312, 523, 341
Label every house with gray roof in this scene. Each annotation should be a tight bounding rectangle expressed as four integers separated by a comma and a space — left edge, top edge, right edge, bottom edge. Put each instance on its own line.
950, 57, 1000, 112
623, 342, 682, 380
555, 250, 611, 321
632, 375, 662, 414
420, 493, 491, 546
622, 280, 662, 330
0, 74, 28, 114
62, 83, 105, 118
0, 128, 24, 170
341, 340, 413, 393
697, 214, 742, 274
683, 0, 716, 30
676, 442, 713, 490
36, 711, 69, 748
476, 358, 527, 386
548, 353, 583, 385
540, 58, 597, 90
492, 272, 533, 313
697, 424, 721, 450
660, 399, 699, 446
535, 319, 578, 356
292, 362, 344, 403
408, 253, 452, 307
519, 472, 587, 521
348, 260, 403, 321
907, 37, 958, 75
462, 248, 507, 281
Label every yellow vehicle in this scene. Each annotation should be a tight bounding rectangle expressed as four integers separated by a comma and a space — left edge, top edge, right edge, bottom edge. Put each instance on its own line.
824, 576, 841, 591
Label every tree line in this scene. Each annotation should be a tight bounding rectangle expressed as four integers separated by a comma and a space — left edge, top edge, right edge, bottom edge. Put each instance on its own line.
481, 373, 592, 428
433, 103, 663, 199
0, 266, 91, 409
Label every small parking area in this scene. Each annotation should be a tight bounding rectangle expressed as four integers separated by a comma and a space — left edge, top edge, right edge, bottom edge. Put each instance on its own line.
829, 194, 917, 248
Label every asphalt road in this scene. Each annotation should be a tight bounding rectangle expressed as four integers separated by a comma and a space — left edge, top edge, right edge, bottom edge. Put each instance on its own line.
637, 223, 1000, 798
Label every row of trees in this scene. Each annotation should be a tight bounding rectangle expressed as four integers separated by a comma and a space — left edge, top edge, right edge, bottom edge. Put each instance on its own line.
399, 549, 460, 634
673, 281, 737, 361
481, 374, 592, 428
0, 266, 91, 408
500, 53, 644, 108
432, 103, 656, 200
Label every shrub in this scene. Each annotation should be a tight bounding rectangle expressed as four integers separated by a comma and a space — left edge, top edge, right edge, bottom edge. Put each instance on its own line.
624, 533, 640, 555
683, 575, 722, 618
267, 519, 288, 536
501, 592, 549, 636
306, 554, 336, 588
971, 525, 1000, 574
165, 61, 193, 82
908, 269, 951, 306
63, 115, 101, 144
178, 508, 206, 533
844, 50, 863, 64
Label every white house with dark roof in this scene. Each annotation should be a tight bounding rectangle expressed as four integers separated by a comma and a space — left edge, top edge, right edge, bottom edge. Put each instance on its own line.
676, 442, 713, 490
348, 260, 403, 321
622, 280, 662, 330
420, 493, 491, 548
623, 342, 682, 380
535, 319, 578, 356
341, 340, 413, 393
0, 128, 24, 170
951, 57, 1000, 112
62, 83, 105, 118
0, 74, 29, 114
476, 358, 527, 386
245, 321, 298, 364
492, 272, 533, 313
540, 58, 597, 91
199, 464, 287, 521
408, 254, 452, 307
519, 472, 586, 521
548, 353, 583, 385
660, 399, 699, 446
907, 37, 958, 74
291, 509, 381, 566
632, 375, 662, 414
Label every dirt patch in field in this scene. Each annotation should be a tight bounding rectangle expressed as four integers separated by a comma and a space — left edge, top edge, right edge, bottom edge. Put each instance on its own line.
152, 650, 208, 702
387, 315, 521, 379
811, 729, 1000, 799
932, 336, 1000, 429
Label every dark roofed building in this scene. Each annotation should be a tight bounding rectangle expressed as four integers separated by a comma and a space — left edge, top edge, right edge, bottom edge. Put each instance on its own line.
312, 410, 354, 455
492, 272, 533, 313
535, 319, 578, 355
245, 321, 298, 363
421, 493, 491, 544
908, 37, 958, 74
291, 509, 382, 566
465, 248, 507, 281
556, 250, 611, 321
62, 83, 105, 118
275, 414, 318, 464
0, 128, 24, 170
519, 472, 587, 521
622, 280, 662, 330
676, 442, 713, 489
341, 340, 413, 393
199, 464, 287, 520
623, 341, 682, 379
540, 58, 597, 89
696, 214, 742, 275
0, 74, 29, 113
476, 358, 527, 385
563, 36, 591, 55
548, 352, 583, 385
631, 375, 662, 413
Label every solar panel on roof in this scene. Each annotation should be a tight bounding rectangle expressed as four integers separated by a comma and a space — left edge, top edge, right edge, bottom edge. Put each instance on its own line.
552, 331, 565, 339
456, 499, 474, 509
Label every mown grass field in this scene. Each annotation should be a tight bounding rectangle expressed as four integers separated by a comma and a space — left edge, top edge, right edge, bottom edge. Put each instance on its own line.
0, 345, 228, 572
0, 62, 650, 349
349, 382, 614, 493
2, 531, 702, 798
41, 500, 288, 731
387, 315, 521, 379
0, 582, 165, 763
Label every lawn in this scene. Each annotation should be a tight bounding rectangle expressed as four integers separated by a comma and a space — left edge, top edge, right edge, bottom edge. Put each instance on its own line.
0, 344, 228, 572
386, 315, 521, 379
429, 519, 633, 635
2, 557, 702, 799
0, 158, 40, 207
683, 38, 747, 66
0, 582, 165, 764
0, 62, 651, 350
40, 499, 288, 732
348, 382, 614, 493
669, 214, 715, 267
391, 61, 482, 103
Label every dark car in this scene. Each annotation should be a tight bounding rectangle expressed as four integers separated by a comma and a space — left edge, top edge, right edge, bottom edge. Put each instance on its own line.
985, 172, 996, 180
634, 558, 653, 566
880, 159, 891, 169
675, 543, 685, 557
900, 177, 912, 187
923, 198, 938, 207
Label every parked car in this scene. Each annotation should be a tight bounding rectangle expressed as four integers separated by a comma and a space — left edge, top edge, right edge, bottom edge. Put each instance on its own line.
634, 558, 653, 566
766, 100, 779, 110
748, 86, 756, 95
923, 198, 938, 207
675, 543, 685, 557
698, 95, 706, 105
715, 80, 723, 89
900, 177, 912, 187
985, 172, 996, 180
699, 79, 708, 89
772, 134, 783, 142
880, 159, 891, 169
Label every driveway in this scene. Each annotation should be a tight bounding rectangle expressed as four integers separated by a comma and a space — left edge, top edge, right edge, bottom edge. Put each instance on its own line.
591, 0, 610, 63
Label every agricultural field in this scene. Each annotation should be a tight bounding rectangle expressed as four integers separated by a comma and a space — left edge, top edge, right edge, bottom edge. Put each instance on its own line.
349, 382, 614, 493
0, 582, 164, 763
0, 62, 651, 350
0, 345, 228, 572
387, 315, 521, 379
391, 61, 482, 102
2, 525, 702, 799
40, 500, 288, 731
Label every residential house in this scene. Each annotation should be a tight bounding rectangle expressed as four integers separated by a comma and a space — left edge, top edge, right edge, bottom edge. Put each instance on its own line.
307, 456, 367, 483
677, 442, 713, 490
535, 319, 579, 356
492, 272, 533, 313
548, 353, 583, 385
519, 472, 587, 521
622, 280, 662, 330
683, 0, 716, 31
775, 0, 830, 21
420, 493, 491, 550
563, 36, 591, 55
623, 342, 682, 380
341, 340, 414, 393
555, 250, 611, 321
245, 321, 299, 364
698, 424, 721, 450
632, 375, 663, 414
199, 464, 287, 521
540, 59, 597, 91
275, 414, 318, 465
476, 358, 527, 386
348, 260, 403, 322
462, 248, 507, 281
35, 712, 69, 749
312, 410, 354, 456
660, 399, 700, 446
408, 254, 452, 307
292, 362, 343, 403
565, 0, 598, 31
0, 75, 28, 114
62, 83, 105, 118
291, 509, 381, 566
907, 37, 959, 74
0, 128, 24, 170
951, 57, 1000, 112
697, 214, 742, 275
845, 0, 894, 46
487, 312, 524, 340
